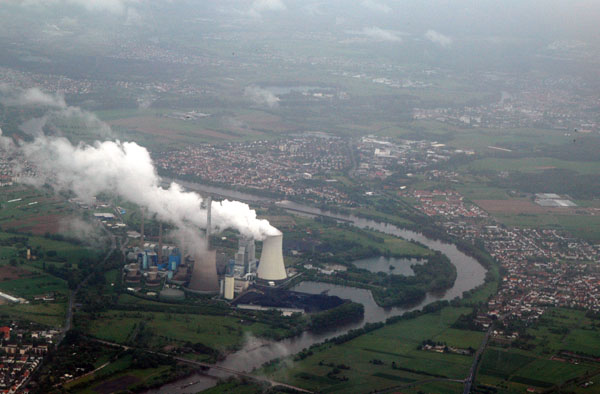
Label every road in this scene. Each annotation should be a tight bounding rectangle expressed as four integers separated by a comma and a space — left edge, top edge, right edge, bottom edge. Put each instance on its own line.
375, 322, 491, 394
463, 324, 492, 394
89, 338, 313, 393
60, 230, 118, 342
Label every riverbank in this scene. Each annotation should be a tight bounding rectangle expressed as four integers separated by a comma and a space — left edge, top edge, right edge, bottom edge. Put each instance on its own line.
141, 180, 490, 393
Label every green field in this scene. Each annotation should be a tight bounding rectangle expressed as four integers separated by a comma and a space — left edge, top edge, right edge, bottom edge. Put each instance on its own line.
67, 355, 174, 394
0, 302, 66, 327
514, 358, 592, 385
400, 380, 465, 394
526, 308, 600, 357
494, 213, 600, 243
85, 309, 285, 352
0, 274, 67, 297
476, 308, 600, 392
95, 107, 286, 149
464, 157, 600, 175
563, 371, 600, 393
449, 127, 569, 151
455, 182, 510, 201
261, 307, 481, 393
293, 216, 432, 260
479, 349, 536, 379
0, 231, 101, 267
0, 187, 74, 233
478, 348, 594, 391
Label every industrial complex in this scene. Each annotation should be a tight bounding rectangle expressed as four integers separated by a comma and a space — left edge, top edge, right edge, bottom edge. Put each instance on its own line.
121, 197, 292, 307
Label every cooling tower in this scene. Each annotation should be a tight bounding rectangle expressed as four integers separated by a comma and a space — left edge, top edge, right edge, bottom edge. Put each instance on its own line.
257, 234, 287, 281
187, 250, 219, 294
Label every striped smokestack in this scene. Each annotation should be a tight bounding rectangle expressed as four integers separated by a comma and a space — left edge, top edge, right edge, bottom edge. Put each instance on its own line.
140, 207, 145, 247
158, 223, 163, 265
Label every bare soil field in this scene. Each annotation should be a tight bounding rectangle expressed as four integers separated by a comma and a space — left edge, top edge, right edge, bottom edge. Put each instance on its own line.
5, 214, 64, 235
0, 265, 33, 281
237, 113, 294, 132
264, 215, 297, 228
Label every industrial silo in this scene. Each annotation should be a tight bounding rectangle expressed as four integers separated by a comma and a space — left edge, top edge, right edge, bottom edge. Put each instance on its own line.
224, 275, 235, 300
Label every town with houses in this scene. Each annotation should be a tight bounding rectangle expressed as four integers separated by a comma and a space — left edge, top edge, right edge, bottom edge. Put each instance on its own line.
445, 220, 600, 330
0, 114, 598, 391
0, 323, 57, 394
412, 76, 599, 132
0, 3, 599, 392
409, 189, 488, 219
155, 135, 354, 205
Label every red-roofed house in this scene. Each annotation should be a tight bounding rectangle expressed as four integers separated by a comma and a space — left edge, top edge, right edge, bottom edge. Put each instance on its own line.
0, 327, 10, 340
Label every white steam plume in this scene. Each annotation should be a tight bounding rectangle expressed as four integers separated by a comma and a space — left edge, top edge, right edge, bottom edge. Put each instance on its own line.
59, 217, 109, 248
0, 133, 280, 241
244, 86, 280, 108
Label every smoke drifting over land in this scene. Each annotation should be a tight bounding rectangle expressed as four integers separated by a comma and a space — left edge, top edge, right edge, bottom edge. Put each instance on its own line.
0, 85, 66, 108
0, 133, 280, 241
0, 84, 279, 240
0, 85, 112, 139
244, 86, 280, 108
59, 217, 109, 248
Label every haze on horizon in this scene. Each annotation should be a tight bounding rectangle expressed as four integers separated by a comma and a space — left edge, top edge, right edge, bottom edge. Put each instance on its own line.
0, 0, 599, 78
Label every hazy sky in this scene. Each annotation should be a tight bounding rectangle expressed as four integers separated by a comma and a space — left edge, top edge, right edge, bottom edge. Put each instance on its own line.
3, 0, 600, 43
1, 0, 599, 78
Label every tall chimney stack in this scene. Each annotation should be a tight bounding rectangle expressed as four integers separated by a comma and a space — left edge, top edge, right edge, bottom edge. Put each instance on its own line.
180, 232, 185, 264
206, 196, 212, 247
140, 207, 145, 248
158, 223, 163, 265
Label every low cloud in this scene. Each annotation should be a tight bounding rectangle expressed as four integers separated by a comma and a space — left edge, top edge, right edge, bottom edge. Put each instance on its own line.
15, 0, 140, 17
125, 7, 143, 26
546, 40, 587, 51
0, 85, 66, 108
361, 0, 391, 13
356, 27, 402, 42
249, 0, 286, 17
425, 29, 452, 47
244, 86, 280, 108
0, 85, 113, 139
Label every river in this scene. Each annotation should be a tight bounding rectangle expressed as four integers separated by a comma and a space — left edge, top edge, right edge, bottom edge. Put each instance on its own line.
146, 181, 487, 393
352, 256, 423, 276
